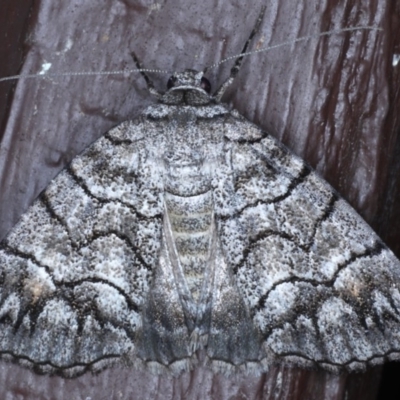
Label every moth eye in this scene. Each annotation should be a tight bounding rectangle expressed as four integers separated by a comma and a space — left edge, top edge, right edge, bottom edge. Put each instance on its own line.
201, 77, 211, 93
167, 76, 177, 89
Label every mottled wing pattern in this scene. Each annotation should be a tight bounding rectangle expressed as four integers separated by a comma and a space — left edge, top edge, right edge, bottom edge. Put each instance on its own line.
220, 112, 400, 372
1, 101, 400, 377
0, 118, 163, 376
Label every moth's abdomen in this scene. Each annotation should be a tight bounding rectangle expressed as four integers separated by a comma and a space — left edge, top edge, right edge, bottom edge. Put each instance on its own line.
164, 185, 213, 301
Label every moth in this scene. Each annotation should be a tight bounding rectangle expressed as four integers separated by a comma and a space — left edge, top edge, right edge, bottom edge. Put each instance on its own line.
0, 6, 397, 379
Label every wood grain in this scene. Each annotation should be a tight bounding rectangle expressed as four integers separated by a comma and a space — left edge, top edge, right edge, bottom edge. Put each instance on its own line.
0, 0, 398, 398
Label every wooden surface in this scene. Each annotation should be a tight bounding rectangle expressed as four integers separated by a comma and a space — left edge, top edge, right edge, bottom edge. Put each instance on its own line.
0, 0, 399, 398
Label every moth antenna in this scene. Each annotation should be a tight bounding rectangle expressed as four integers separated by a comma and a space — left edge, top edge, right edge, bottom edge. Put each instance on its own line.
209, 25, 382, 101
210, 25, 382, 72
0, 63, 170, 85
212, 5, 267, 101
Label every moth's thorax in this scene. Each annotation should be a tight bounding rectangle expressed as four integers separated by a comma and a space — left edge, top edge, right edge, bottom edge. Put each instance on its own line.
162, 138, 215, 196
156, 107, 225, 195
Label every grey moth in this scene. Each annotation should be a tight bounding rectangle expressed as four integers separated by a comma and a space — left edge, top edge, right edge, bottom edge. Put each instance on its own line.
0, 7, 397, 378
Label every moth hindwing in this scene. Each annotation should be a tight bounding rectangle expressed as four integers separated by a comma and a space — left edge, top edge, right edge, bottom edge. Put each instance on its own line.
0, 7, 398, 378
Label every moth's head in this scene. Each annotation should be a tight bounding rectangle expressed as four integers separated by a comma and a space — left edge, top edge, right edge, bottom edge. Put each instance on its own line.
160, 69, 213, 106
